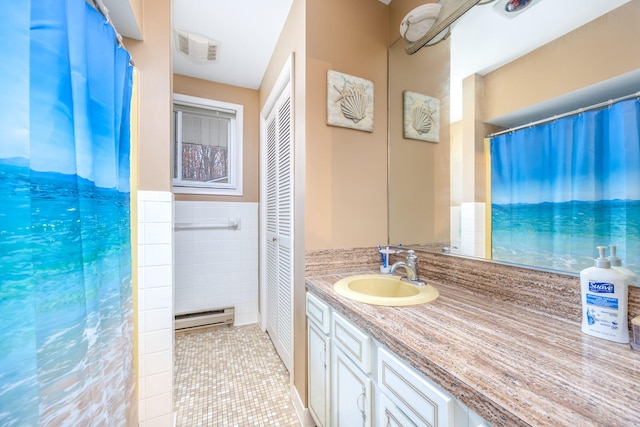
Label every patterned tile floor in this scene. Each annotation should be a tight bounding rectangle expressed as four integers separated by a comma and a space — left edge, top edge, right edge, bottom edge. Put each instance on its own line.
174, 324, 301, 427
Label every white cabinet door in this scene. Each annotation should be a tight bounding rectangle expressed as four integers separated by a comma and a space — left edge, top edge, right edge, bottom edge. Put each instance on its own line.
264, 83, 293, 373
308, 321, 331, 427
332, 345, 372, 427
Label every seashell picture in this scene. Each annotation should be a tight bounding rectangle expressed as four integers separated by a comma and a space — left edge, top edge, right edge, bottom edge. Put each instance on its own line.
403, 91, 439, 143
327, 70, 374, 132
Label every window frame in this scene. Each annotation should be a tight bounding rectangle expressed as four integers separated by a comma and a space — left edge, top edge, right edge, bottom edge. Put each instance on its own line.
172, 93, 243, 196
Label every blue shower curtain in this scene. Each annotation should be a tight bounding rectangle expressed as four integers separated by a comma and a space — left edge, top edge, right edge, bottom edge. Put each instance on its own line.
490, 97, 640, 275
0, 1, 134, 425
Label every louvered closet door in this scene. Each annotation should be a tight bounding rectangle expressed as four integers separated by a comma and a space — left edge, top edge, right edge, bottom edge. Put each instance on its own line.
265, 84, 293, 373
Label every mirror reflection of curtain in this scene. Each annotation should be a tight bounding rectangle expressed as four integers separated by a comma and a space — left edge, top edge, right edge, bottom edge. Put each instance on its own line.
490, 97, 640, 276
0, 1, 134, 425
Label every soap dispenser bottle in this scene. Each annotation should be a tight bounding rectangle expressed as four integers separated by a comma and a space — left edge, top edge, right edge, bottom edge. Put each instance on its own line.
580, 246, 629, 343
608, 244, 638, 287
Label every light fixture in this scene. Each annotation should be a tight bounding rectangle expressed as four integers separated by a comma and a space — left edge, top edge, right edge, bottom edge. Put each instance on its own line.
174, 29, 220, 63
400, 3, 443, 43
493, 0, 543, 18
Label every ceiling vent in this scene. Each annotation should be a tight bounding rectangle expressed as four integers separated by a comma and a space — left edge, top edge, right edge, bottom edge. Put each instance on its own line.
174, 29, 220, 63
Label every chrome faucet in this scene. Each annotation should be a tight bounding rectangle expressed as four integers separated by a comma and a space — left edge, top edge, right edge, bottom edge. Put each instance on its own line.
390, 249, 425, 286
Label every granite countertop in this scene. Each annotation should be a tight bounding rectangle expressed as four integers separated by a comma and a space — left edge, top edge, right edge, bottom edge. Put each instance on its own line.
305, 270, 640, 427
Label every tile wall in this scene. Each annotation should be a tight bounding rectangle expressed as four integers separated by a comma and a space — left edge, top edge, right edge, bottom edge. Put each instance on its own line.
174, 201, 259, 326
451, 202, 486, 258
137, 191, 174, 427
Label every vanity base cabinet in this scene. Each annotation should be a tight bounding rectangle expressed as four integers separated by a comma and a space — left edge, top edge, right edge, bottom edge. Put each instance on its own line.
308, 321, 330, 427
306, 291, 491, 427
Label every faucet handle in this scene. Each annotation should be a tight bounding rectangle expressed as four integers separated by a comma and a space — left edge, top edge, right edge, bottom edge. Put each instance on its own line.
391, 248, 417, 259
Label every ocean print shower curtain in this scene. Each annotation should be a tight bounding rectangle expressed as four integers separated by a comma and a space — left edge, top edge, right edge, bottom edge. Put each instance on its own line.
0, 1, 135, 425
490, 97, 640, 276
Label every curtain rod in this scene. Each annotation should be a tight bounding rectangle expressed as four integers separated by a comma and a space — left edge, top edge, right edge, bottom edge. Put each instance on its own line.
89, 0, 124, 49
487, 91, 640, 138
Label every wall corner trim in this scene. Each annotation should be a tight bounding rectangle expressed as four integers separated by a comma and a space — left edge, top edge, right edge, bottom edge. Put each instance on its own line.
291, 384, 315, 427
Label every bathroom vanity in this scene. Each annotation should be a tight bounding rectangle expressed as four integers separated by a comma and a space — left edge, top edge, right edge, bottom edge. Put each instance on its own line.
306, 290, 489, 427
305, 248, 640, 427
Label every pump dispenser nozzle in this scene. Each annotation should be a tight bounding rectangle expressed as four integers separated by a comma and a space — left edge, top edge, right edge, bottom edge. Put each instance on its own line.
608, 243, 638, 287
608, 244, 622, 266
594, 246, 611, 268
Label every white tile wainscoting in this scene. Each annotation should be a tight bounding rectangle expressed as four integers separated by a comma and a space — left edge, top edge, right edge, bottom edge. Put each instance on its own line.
451, 202, 486, 258
173, 201, 259, 326
137, 190, 174, 427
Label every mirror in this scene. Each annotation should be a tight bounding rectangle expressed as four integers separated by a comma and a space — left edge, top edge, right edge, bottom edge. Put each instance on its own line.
388, 0, 640, 275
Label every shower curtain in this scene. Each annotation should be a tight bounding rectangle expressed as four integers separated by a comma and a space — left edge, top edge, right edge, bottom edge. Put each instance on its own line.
490, 97, 640, 275
0, 1, 134, 425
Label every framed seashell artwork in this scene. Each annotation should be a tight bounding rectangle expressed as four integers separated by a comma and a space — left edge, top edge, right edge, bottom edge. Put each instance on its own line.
403, 91, 439, 143
327, 70, 374, 132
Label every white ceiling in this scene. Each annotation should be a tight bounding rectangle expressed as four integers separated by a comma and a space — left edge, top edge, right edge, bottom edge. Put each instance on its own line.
106, 0, 635, 122
172, 0, 293, 89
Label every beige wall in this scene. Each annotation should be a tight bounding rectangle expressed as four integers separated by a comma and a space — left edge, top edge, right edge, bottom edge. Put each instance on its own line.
387, 0, 452, 245
173, 74, 261, 202
305, 0, 389, 250
123, 0, 172, 192
449, 120, 463, 205
461, 74, 500, 203
387, 34, 451, 245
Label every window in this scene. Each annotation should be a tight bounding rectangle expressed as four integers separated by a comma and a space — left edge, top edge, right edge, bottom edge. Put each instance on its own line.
172, 94, 243, 195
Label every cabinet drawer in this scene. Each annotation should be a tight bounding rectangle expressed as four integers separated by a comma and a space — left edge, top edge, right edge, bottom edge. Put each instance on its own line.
377, 392, 417, 427
332, 311, 372, 373
378, 347, 453, 427
306, 291, 331, 334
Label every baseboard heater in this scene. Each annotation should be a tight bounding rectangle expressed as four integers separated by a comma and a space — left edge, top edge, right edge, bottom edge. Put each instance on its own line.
174, 307, 234, 330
